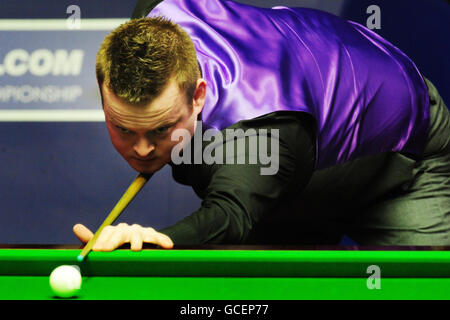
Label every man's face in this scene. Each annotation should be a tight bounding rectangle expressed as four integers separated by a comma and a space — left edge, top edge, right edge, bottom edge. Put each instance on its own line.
102, 79, 205, 174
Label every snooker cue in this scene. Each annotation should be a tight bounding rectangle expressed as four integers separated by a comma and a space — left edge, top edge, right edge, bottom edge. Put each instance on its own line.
77, 173, 152, 262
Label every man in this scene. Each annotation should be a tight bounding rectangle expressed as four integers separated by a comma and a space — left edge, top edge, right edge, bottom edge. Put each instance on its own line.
73, 0, 450, 250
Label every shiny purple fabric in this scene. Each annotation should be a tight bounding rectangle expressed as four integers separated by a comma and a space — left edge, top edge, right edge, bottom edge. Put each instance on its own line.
148, 0, 430, 169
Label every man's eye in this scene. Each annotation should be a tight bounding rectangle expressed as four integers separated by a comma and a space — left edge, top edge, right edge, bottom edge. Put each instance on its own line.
116, 126, 131, 134
154, 126, 169, 134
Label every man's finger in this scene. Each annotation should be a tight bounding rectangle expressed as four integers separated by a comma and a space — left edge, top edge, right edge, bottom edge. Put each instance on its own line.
109, 227, 128, 251
73, 224, 93, 243
143, 227, 174, 249
93, 226, 116, 251
130, 229, 143, 252
157, 233, 174, 249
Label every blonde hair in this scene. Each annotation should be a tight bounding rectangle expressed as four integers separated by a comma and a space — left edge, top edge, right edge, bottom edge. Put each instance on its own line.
96, 17, 200, 105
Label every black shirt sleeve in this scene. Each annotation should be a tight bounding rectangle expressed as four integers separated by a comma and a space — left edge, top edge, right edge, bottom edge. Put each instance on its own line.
159, 112, 316, 244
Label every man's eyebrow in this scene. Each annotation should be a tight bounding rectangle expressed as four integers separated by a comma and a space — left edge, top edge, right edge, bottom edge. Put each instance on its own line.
155, 115, 182, 128
112, 115, 182, 132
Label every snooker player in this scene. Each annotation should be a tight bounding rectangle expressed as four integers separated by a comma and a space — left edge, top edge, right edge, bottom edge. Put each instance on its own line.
73, 0, 450, 250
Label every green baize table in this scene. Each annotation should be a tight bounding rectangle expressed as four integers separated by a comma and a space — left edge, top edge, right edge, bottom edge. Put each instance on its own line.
1, 245, 449, 300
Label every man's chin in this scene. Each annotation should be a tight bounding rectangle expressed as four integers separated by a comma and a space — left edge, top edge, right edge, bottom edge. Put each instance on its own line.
128, 160, 166, 174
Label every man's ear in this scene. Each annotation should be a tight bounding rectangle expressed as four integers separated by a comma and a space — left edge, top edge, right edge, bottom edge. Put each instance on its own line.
192, 78, 207, 113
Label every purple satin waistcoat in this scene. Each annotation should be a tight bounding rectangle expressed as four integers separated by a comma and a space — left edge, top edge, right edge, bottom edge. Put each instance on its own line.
147, 0, 430, 169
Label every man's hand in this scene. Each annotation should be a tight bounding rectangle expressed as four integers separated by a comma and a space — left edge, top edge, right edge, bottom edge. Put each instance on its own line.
73, 223, 174, 251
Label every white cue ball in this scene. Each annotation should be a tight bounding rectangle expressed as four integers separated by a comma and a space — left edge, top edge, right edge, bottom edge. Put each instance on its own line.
49, 265, 82, 298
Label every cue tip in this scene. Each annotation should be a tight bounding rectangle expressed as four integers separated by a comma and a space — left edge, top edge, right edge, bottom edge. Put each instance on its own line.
77, 254, 84, 262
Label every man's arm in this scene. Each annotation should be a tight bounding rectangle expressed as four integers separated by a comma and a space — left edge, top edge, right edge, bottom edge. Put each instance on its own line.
160, 112, 316, 244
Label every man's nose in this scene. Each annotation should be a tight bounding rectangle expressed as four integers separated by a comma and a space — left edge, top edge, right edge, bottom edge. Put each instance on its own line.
133, 137, 155, 158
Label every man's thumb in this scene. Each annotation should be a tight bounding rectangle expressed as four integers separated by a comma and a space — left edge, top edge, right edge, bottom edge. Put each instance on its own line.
73, 223, 94, 243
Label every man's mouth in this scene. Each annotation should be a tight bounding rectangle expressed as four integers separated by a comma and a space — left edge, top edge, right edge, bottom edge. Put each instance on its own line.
132, 156, 155, 163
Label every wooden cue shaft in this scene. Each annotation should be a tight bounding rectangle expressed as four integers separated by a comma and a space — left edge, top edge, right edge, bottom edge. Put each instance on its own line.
77, 173, 152, 261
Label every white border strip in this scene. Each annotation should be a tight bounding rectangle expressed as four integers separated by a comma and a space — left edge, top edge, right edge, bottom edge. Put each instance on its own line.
0, 110, 105, 122
0, 19, 128, 31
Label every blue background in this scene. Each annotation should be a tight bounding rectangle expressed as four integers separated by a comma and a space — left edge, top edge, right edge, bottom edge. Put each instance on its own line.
0, 0, 448, 244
